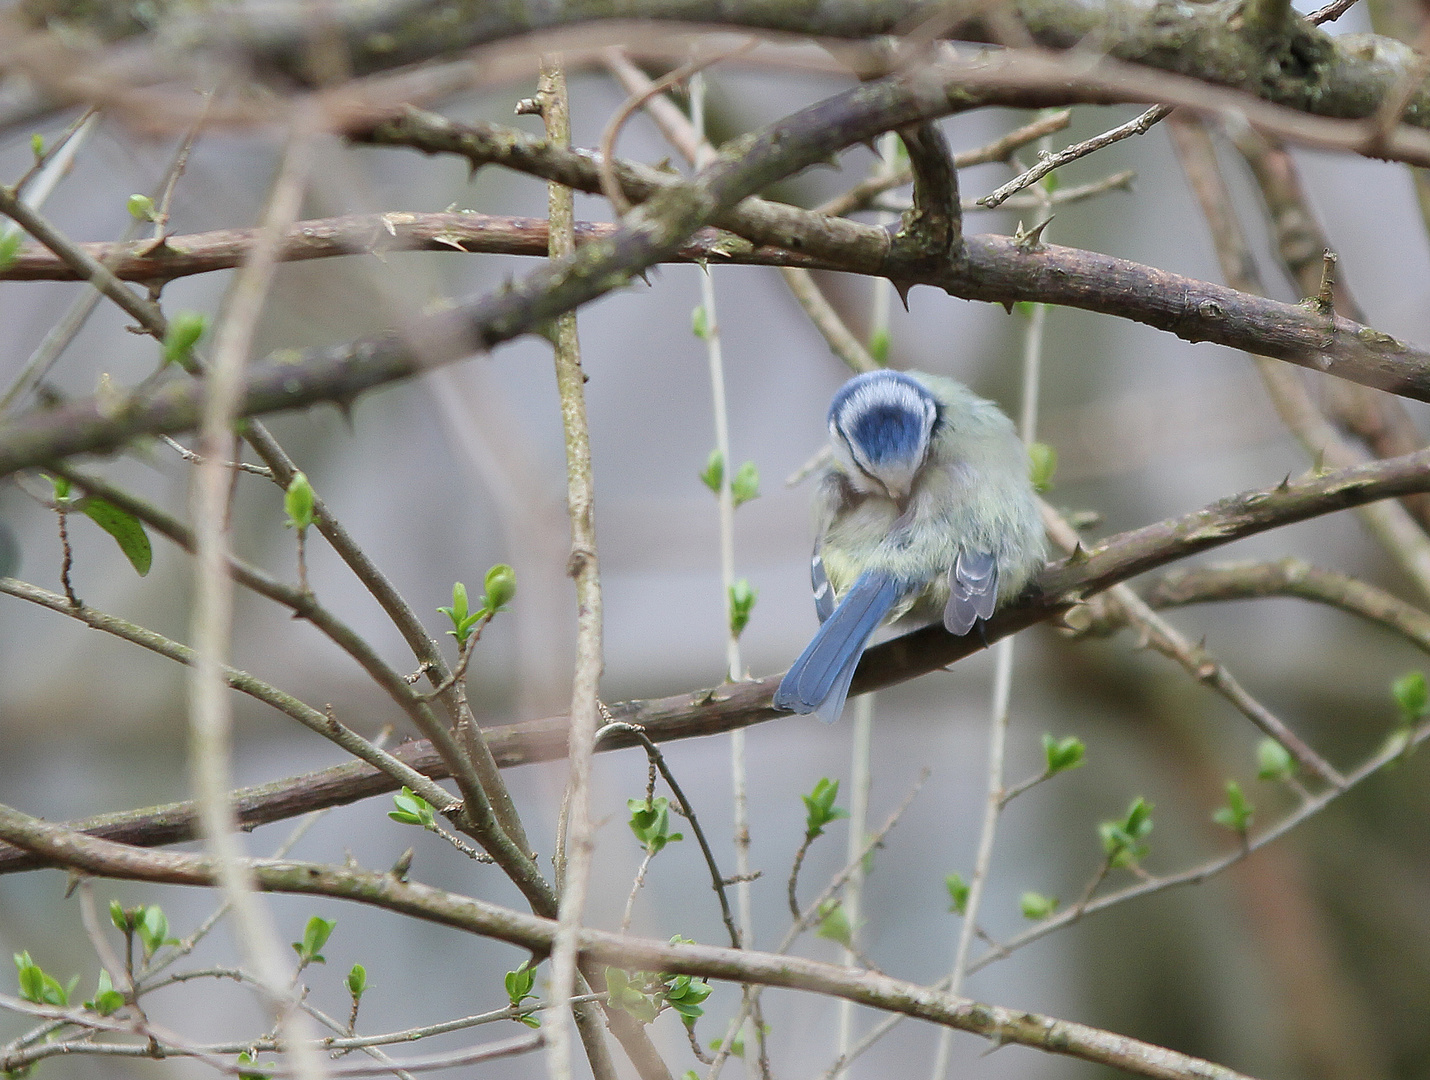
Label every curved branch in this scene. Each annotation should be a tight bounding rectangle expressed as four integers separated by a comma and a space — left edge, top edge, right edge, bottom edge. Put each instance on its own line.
0, 801, 1259, 1080
7, 444, 1430, 872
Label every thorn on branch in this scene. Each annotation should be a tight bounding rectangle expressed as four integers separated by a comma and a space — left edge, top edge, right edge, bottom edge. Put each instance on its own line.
1316, 248, 1337, 316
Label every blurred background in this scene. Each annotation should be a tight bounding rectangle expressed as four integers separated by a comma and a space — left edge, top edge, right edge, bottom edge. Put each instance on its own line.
1, 3, 1429, 1078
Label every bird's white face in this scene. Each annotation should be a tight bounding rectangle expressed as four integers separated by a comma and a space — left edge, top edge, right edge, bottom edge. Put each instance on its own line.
828, 373, 938, 503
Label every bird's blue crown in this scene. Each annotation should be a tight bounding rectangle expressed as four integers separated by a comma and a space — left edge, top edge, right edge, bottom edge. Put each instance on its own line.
828, 371, 938, 466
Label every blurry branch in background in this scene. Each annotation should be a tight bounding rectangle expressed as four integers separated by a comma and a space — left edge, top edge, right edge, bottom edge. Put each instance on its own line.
1166, 113, 1430, 604
10, 442, 1430, 873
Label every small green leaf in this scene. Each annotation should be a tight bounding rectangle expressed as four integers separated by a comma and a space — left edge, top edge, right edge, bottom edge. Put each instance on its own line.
731, 460, 760, 508
728, 579, 757, 638
283, 472, 316, 532
605, 967, 660, 1023
109, 900, 130, 932
389, 787, 436, 828
1041, 169, 1060, 195
691, 305, 711, 340
293, 916, 336, 965
440, 582, 484, 646
1392, 671, 1429, 724
1028, 442, 1058, 494
1099, 797, 1153, 868
136, 906, 170, 958
482, 563, 516, 613
1019, 891, 1059, 920
663, 970, 712, 1022
347, 964, 367, 998
0, 231, 21, 273
699, 450, 723, 495
710, 1034, 745, 1059
945, 872, 970, 915
814, 899, 853, 948
1256, 738, 1296, 782
163, 311, 207, 365
1042, 733, 1085, 775
801, 778, 849, 841
14, 951, 70, 1007
627, 797, 683, 855
85, 969, 125, 1016
79, 498, 152, 576
126, 194, 156, 221
1212, 780, 1254, 835
1013, 300, 1038, 317
30, 133, 44, 159
237, 1050, 275, 1080
868, 327, 890, 366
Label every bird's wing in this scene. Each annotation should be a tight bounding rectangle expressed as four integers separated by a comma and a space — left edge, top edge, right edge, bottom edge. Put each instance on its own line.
811, 547, 836, 623
775, 569, 900, 721
943, 548, 999, 636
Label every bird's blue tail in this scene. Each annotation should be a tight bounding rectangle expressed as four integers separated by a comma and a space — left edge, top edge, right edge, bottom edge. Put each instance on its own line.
774, 570, 901, 723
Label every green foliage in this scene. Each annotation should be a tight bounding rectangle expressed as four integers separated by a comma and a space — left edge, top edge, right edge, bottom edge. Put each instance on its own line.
85, 969, 125, 1016
662, 972, 712, 1022
1042, 733, 1084, 775
1212, 780, 1254, 835
483, 562, 516, 613
439, 566, 515, 647
292, 916, 336, 966
867, 327, 890, 365
126, 193, 156, 221
605, 967, 660, 1023
504, 960, 540, 1027
13, 951, 75, 1007
605, 961, 710, 1026
30, 133, 44, 159
237, 1050, 275, 1080
1041, 169, 1060, 195
699, 452, 759, 508
730, 460, 760, 508
439, 582, 482, 645
945, 872, 970, 915
346, 964, 367, 999
628, 796, 683, 855
0, 231, 21, 273
1392, 671, 1429, 724
1013, 300, 1038, 317
710, 1033, 745, 1059
1019, 891, 1059, 920
814, 899, 853, 948
1099, 796, 1153, 868
801, 778, 849, 842
81, 498, 153, 576
389, 786, 436, 828
1256, 738, 1295, 782
162, 311, 207, 365
1028, 442, 1058, 494
691, 304, 711, 340
135, 905, 175, 959
47, 476, 153, 577
728, 579, 757, 638
283, 472, 316, 531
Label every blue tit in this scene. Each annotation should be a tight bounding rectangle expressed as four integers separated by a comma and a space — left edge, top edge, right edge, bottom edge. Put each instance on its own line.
774, 369, 1046, 723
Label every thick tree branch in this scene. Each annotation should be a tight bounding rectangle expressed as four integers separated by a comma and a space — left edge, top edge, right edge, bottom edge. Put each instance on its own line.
7, 57, 1430, 477
36, 0, 1430, 141
0, 802, 1260, 1080
8, 444, 1430, 872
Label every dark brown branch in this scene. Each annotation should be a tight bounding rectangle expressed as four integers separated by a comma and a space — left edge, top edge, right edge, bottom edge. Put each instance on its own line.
8, 444, 1430, 872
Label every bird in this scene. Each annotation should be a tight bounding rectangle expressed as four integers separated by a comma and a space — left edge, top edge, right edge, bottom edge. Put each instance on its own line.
774, 369, 1046, 723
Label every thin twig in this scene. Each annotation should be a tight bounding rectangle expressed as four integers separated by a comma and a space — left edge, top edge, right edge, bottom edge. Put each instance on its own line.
706, 770, 928, 1080
980, 105, 1171, 208
596, 718, 742, 949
